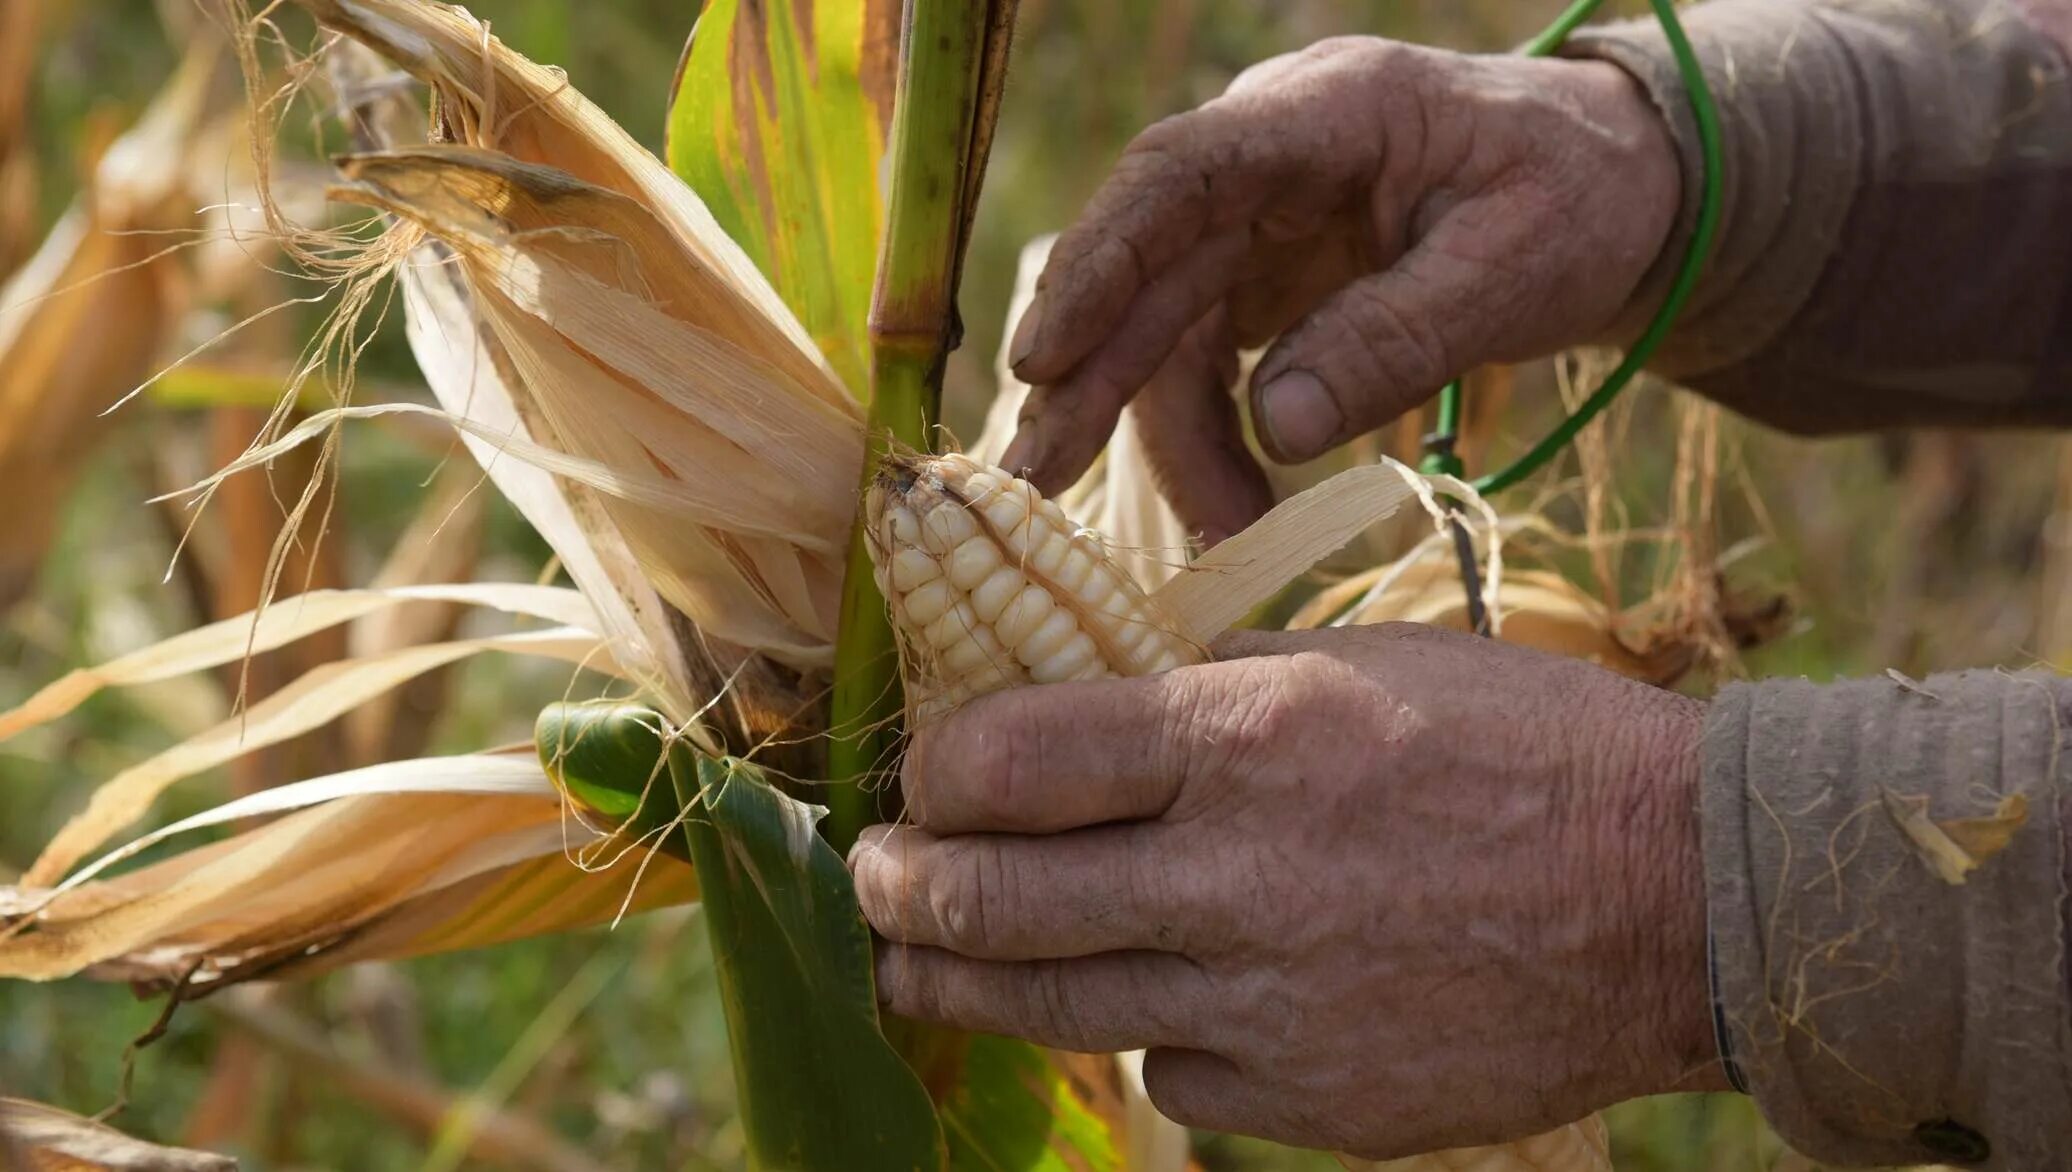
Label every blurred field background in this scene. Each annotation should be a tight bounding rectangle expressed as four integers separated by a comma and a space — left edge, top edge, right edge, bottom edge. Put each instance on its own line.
1, 0, 2067, 1168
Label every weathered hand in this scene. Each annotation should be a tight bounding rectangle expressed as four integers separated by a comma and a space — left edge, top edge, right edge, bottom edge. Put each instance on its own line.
850, 625, 1725, 1158
999, 39, 1679, 542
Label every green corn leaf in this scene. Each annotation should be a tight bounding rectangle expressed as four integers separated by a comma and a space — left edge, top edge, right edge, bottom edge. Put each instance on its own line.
666, 0, 899, 399
540, 700, 946, 1169
669, 733, 948, 1170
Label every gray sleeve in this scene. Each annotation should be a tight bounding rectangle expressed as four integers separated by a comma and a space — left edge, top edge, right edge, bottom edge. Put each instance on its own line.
1700, 670, 2072, 1168
1562, 0, 2072, 435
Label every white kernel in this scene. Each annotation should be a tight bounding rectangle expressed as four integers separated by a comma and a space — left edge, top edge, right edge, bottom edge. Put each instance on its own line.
921, 504, 978, 554
944, 536, 1002, 590
1146, 648, 1185, 673
901, 578, 955, 626
940, 624, 1008, 675
1013, 607, 1078, 667
979, 486, 1032, 536
993, 583, 1056, 647
886, 506, 921, 548
925, 601, 981, 651
1054, 547, 1096, 593
889, 548, 941, 593
970, 567, 1025, 623
1028, 630, 1099, 682
1024, 520, 1069, 575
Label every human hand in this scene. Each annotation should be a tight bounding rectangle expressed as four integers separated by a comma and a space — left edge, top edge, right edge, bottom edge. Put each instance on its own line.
850, 624, 1725, 1158
1000, 39, 1680, 543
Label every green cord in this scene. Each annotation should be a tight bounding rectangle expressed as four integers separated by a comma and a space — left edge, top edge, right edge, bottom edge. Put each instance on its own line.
1420, 0, 1725, 496
1420, 0, 1605, 480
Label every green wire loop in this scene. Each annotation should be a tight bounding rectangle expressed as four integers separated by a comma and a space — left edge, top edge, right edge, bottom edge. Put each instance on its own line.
1419, 0, 1725, 496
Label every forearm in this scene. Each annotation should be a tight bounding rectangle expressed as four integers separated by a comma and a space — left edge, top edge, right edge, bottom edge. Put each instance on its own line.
1566, 0, 2072, 434
1700, 669, 2072, 1168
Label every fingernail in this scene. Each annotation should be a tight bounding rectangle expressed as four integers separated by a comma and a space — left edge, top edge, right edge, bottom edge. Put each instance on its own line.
1008, 293, 1045, 370
1257, 370, 1342, 460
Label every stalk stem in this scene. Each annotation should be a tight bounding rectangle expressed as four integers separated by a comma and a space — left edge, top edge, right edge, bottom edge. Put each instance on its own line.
826, 0, 1014, 850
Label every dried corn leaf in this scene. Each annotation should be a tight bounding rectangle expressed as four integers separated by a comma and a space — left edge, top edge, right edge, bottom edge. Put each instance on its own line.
0, 583, 595, 740
667, 0, 900, 397
0, 1098, 234, 1172
25, 626, 612, 885
2, 754, 693, 985
0, 41, 231, 608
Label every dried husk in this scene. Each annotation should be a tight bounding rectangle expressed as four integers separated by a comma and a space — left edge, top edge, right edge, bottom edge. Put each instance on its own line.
0, 1098, 235, 1172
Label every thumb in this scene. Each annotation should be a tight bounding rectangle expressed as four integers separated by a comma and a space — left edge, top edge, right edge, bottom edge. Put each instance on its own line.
1247, 238, 1495, 464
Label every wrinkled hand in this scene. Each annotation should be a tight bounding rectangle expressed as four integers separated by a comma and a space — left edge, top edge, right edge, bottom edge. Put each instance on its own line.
850, 625, 1725, 1158
1000, 39, 1679, 542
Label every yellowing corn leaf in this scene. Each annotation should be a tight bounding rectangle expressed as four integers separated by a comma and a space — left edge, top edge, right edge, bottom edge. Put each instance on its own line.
0, 755, 695, 986
0, 1098, 234, 1172
24, 626, 613, 885
0, 40, 231, 609
667, 0, 900, 397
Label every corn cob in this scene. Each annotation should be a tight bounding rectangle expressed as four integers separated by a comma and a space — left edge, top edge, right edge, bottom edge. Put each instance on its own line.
865, 451, 1203, 718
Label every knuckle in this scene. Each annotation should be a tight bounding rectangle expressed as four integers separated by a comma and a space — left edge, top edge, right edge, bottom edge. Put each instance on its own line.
930, 842, 1012, 955
1342, 283, 1453, 391
1026, 960, 1092, 1048
920, 693, 1041, 829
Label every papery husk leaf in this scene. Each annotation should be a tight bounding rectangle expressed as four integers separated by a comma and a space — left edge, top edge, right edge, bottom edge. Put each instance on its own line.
666, 0, 900, 397
24, 627, 613, 885
0, 1098, 235, 1172
1151, 461, 1421, 646
395, 258, 701, 713
328, 145, 860, 667
0, 583, 596, 741
292, 0, 834, 388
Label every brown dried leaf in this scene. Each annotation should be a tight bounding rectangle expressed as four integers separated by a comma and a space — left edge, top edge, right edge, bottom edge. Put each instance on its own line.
1883, 789, 2029, 886
0, 1098, 235, 1171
